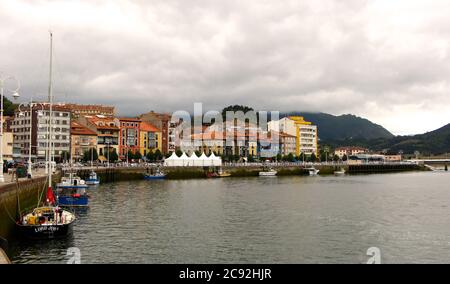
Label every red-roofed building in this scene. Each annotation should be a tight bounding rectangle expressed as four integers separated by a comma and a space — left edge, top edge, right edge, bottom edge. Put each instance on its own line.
70, 121, 98, 161
115, 117, 141, 160
77, 115, 120, 162
139, 121, 162, 156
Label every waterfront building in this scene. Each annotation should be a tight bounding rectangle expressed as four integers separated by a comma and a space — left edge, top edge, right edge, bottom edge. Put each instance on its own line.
139, 121, 162, 157
278, 132, 297, 156
268, 116, 318, 156
78, 115, 120, 162
139, 111, 172, 154
335, 146, 368, 158
116, 117, 141, 160
189, 131, 225, 155
1, 132, 14, 161
11, 105, 71, 161
70, 121, 97, 162
383, 154, 402, 162
288, 116, 318, 156
267, 117, 296, 136
61, 103, 115, 117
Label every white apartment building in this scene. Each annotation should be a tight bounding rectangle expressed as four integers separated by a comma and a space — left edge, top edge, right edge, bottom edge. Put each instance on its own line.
11, 105, 71, 160
268, 116, 318, 156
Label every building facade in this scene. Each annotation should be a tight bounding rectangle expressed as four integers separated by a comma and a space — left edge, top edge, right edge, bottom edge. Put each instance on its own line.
11, 105, 71, 161
334, 146, 368, 158
278, 132, 297, 156
78, 115, 120, 162
139, 121, 162, 157
62, 103, 115, 117
116, 117, 141, 159
139, 111, 172, 154
70, 121, 98, 162
288, 116, 318, 156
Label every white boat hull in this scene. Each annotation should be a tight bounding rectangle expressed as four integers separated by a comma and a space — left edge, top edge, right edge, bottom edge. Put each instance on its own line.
259, 171, 277, 176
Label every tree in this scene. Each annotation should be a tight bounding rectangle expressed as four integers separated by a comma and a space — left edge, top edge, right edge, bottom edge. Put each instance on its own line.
298, 153, 305, 163
276, 153, 282, 162
60, 151, 71, 163
127, 150, 134, 161
83, 148, 98, 162
134, 151, 142, 160
247, 155, 255, 163
333, 154, 340, 162
154, 149, 163, 161
309, 153, 317, 162
194, 150, 201, 157
109, 148, 119, 162
342, 154, 348, 161
175, 149, 183, 157
146, 149, 155, 161
287, 153, 295, 162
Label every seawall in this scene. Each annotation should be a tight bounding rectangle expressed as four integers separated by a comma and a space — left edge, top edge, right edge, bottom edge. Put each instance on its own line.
0, 176, 49, 240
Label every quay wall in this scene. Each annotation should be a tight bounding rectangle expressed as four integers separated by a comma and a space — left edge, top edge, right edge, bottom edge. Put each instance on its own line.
73, 163, 425, 182
0, 176, 49, 240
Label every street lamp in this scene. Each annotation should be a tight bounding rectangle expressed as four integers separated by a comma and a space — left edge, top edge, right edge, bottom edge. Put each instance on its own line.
18, 98, 45, 178
0, 73, 20, 182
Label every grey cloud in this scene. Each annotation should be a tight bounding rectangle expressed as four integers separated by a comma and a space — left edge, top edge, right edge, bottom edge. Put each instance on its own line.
1, 0, 449, 135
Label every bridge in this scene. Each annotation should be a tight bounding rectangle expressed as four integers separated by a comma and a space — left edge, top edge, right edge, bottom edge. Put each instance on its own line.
407, 159, 449, 171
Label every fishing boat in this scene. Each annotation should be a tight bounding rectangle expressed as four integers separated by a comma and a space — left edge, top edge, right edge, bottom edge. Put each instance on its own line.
85, 170, 100, 185
334, 168, 346, 176
259, 168, 277, 176
144, 168, 166, 180
217, 168, 231, 177
16, 32, 76, 239
305, 167, 320, 176
57, 173, 89, 207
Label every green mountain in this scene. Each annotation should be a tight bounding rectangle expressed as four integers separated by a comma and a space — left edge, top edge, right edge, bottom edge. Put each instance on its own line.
323, 123, 450, 155
3, 96, 17, 116
371, 124, 450, 155
282, 112, 394, 141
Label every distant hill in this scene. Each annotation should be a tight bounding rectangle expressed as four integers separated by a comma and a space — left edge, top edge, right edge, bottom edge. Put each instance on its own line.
323, 123, 450, 155
281, 112, 394, 141
372, 123, 450, 155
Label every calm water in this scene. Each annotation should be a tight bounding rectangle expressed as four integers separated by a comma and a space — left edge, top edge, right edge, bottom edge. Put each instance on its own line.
9, 171, 450, 264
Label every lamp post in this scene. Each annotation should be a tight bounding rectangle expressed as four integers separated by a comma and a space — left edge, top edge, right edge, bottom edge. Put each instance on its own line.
0, 74, 20, 182
18, 99, 45, 178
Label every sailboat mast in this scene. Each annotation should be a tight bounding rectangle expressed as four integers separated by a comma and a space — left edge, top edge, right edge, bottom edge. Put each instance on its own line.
48, 32, 53, 187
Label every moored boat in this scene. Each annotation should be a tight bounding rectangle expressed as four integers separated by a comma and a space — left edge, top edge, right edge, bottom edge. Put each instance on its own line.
85, 171, 100, 185
259, 168, 277, 176
305, 167, 320, 176
57, 173, 89, 207
16, 206, 76, 239
144, 168, 166, 180
334, 168, 346, 176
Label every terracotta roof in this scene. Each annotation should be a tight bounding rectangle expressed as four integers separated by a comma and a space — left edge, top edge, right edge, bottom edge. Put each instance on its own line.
117, 117, 141, 122
71, 121, 98, 136
140, 121, 161, 132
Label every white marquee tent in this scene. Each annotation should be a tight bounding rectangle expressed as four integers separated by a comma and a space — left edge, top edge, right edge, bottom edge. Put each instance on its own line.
164, 152, 222, 167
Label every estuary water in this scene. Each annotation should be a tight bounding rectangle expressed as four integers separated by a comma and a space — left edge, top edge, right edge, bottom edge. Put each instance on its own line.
9, 171, 450, 264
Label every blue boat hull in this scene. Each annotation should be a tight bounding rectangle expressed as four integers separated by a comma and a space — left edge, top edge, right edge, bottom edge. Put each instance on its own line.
144, 175, 166, 180
85, 179, 100, 185
58, 195, 89, 207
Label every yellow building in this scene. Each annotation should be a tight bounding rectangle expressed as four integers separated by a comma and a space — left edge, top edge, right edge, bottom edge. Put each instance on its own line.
140, 122, 162, 156
288, 116, 318, 156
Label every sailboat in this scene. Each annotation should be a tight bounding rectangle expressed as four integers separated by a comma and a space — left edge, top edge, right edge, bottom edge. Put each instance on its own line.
16, 32, 76, 239
85, 148, 100, 185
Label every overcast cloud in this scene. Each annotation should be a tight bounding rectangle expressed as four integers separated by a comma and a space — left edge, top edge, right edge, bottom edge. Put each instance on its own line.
1, 0, 449, 135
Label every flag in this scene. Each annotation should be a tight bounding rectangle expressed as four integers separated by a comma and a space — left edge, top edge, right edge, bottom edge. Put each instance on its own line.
46, 186, 56, 205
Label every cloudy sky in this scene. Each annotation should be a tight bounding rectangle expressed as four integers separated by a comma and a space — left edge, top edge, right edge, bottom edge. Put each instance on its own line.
1, 0, 449, 135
